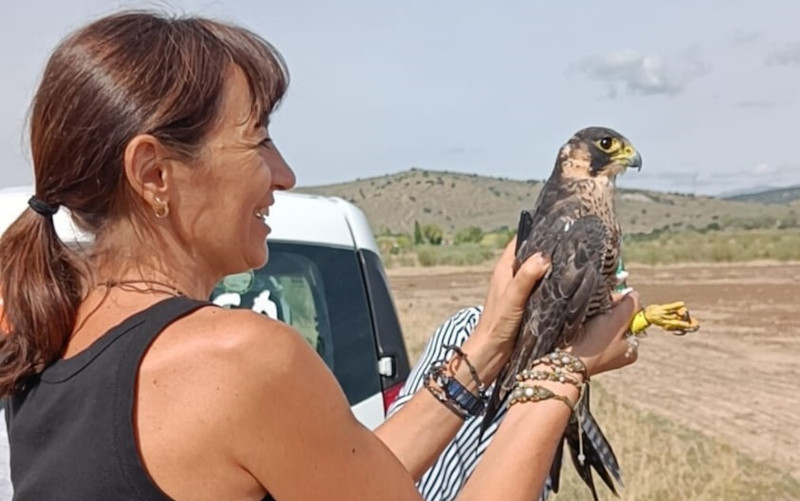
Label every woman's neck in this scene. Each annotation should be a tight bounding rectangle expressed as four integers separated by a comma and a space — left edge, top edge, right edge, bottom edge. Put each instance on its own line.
88, 223, 219, 300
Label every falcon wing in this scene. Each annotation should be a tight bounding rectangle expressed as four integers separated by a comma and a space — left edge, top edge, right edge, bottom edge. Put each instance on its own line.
484, 216, 611, 427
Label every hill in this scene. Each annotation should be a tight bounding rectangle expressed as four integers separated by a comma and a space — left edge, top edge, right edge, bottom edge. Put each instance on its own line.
724, 185, 800, 205
298, 168, 798, 236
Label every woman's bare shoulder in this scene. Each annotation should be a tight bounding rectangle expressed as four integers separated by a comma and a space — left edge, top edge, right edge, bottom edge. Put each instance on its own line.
144, 305, 312, 388
139, 304, 418, 499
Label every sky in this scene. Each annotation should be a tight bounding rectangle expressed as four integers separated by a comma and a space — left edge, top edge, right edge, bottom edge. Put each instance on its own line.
1, 0, 799, 196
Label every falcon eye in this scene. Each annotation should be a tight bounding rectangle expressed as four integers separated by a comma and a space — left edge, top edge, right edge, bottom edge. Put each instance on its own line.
597, 137, 618, 152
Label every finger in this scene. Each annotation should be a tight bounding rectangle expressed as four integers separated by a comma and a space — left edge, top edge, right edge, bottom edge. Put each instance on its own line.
505, 253, 550, 307
611, 288, 634, 303
662, 301, 686, 310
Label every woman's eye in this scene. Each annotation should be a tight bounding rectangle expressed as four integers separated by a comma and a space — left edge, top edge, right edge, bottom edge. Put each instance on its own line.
259, 138, 273, 149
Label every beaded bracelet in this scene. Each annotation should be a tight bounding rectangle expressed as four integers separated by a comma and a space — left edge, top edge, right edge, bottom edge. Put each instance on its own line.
515, 368, 583, 388
507, 348, 590, 417
530, 348, 589, 383
507, 382, 574, 412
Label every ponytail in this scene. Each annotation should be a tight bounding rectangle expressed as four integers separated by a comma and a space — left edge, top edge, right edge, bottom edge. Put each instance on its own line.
0, 205, 83, 395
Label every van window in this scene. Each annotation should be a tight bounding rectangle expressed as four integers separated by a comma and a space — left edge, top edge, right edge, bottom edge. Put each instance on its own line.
210, 242, 381, 405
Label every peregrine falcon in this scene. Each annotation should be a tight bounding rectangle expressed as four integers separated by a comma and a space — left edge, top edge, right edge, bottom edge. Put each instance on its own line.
484, 126, 642, 500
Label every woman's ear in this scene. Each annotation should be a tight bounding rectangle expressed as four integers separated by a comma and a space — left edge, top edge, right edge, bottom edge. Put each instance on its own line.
123, 134, 173, 210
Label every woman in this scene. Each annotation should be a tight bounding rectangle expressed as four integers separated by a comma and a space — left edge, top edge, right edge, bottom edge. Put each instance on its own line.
0, 11, 638, 500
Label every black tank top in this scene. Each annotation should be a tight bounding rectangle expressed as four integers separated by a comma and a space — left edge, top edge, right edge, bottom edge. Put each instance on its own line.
4, 297, 275, 501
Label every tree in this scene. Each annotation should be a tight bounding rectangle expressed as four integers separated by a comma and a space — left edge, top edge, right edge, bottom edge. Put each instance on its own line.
413, 220, 423, 245
454, 226, 484, 244
422, 224, 443, 245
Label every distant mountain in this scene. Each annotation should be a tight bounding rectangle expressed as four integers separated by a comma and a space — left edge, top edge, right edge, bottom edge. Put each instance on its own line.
716, 185, 777, 198
723, 185, 800, 205
298, 169, 798, 236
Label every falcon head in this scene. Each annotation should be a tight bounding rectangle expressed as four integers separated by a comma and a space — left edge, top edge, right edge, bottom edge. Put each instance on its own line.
555, 126, 642, 181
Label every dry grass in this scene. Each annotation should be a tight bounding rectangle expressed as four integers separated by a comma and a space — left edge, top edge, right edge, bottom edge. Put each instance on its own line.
391, 266, 800, 501
555, 383, 800, 500
403, 328, 800, 500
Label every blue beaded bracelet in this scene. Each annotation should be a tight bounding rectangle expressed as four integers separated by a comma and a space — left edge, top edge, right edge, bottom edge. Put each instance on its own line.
444, 377, 486, 416
423, 346, 488, 419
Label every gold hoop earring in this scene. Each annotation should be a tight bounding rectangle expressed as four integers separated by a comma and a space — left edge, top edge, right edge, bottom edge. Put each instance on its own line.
153, 196, 169, 219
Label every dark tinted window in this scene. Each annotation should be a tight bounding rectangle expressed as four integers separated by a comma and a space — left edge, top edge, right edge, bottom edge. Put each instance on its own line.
359, 249, 410, 386
210, 242, 381, 405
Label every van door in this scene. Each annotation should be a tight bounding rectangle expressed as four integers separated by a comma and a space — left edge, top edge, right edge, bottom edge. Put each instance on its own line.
210, 241, 386, 429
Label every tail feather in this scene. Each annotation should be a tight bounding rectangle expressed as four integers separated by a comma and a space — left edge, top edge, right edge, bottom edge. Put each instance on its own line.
580, 386, 623, 485
556, 386, 622, 498
549, 440, 564, 494
565, 417, 618, 498
580, 410, 623, 486
565, 423, 601, 501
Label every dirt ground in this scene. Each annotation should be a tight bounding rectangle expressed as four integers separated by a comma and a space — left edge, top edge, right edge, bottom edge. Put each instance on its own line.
387, 262, 800, 479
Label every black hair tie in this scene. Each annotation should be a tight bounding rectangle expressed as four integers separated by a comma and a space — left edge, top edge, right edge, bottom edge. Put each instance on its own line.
28, 196, 60, 218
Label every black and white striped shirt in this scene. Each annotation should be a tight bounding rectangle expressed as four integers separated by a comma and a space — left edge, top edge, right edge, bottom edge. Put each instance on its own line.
388, 307, 499, 501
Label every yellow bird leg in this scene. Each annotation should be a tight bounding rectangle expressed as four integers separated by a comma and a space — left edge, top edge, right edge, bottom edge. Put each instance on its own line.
630, 301, 700, 336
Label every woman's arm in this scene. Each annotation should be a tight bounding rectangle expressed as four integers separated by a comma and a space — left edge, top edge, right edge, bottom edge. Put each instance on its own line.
374, 246, 552, 479
229, 243, 637, 499
230, 317, 425, 500
228, 241, 550, 498
459, 293, 639, 500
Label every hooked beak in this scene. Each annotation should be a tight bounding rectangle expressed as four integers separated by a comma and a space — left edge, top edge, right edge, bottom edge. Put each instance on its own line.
628, 150, 643, 171
614, 147, 643, 172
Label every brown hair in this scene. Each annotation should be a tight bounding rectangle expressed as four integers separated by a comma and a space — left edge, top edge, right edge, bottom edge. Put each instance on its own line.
0, 11, 288, 395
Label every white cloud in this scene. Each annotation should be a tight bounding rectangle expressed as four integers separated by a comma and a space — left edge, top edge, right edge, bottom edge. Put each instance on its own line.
736, 100, 776, 109
766, 41, 800, 66
730, 30, 763, 46
574, 48, 710, 97
754, 163, 769, 175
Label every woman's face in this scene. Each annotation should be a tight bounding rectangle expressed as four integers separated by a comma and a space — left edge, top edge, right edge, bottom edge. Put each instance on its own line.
169, 66, 296, 279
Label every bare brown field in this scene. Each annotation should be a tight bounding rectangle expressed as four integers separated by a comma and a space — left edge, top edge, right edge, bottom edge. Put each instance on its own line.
388, 262, 800, 496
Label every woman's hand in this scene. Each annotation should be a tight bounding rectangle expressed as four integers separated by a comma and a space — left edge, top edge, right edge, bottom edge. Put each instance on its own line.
568, 291, 641, 377
460, 239, 550, 384
481, 239, 551, 348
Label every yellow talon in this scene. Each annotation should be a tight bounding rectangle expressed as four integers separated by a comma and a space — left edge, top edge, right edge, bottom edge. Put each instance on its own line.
629, 301, 700, 336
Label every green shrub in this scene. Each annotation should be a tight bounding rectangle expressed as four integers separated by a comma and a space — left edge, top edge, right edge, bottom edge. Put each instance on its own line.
415, 244, 494, 267
454, 226, 484, 244
422, 224, 443, 245
624, 229, 800, 265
